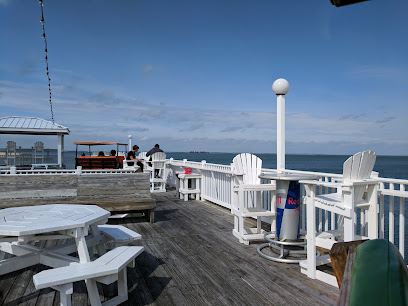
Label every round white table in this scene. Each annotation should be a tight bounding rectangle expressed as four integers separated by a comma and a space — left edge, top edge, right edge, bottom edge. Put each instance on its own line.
257, 173, 320, 263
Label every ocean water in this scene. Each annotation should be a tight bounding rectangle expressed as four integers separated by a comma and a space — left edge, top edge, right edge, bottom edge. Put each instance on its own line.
62, 151, 408, 180
165, 152, 408, 180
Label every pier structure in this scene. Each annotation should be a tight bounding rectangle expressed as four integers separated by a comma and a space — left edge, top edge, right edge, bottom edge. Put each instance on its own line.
0, 116, 69, 168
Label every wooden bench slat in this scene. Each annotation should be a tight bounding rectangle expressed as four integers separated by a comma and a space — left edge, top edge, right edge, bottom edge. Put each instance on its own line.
33, 246, 144, 289
98, 225, 141, 243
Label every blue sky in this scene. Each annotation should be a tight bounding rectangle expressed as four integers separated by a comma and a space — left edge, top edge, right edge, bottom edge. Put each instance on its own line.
0, 0, 407, 155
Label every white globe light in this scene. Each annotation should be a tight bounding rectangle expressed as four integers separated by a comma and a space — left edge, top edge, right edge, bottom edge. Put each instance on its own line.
128, 135, 132, 139
272, 78, 290, 95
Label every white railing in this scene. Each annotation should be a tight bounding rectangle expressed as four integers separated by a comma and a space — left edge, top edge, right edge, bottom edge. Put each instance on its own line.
378, 178, 408, 257
167, 159, 408, 259
0, 166, 138, 176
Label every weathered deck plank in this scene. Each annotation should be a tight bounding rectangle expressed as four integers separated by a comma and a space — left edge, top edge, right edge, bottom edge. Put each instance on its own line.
0, 190, 339, 305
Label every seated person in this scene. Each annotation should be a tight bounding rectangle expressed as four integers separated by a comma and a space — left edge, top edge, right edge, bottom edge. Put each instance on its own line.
110, 149, 119, 168
98, 151, 105, 156
126, 145, 144, 171
146, 144, 164, 177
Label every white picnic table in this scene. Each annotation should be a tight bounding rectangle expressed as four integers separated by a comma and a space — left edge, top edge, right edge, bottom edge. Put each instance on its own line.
0, 204, 118, 305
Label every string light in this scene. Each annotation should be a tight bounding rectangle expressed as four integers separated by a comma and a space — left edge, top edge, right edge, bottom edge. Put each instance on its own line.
39, 0, 54, 123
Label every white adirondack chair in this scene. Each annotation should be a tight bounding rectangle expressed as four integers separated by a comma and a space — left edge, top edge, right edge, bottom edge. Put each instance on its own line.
300, 150, 378, 286
122, 159, 139, 171
137, 151, 150, 172
150, 152, 167, 193
231, 153, 276, 245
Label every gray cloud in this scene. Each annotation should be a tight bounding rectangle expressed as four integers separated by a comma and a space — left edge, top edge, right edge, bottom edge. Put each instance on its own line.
350, 65, 405, 80
179, 122, 205, 132
220, 122, 254, 133
376, 116, 395, 124
91, 91, 113, 101
339, 113, 365, 120
141, 64, 153, 76
18, 59, 38, 77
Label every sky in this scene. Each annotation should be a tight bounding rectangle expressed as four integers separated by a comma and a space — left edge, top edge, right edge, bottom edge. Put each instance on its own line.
0, 0, 407, 155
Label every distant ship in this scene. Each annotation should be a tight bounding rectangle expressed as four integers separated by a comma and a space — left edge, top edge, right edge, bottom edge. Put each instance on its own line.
189, 151, 209, 154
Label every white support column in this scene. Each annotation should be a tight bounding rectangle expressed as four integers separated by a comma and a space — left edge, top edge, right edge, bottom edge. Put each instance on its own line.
276, 95, 285, 173
272, 78, 290, 174
57, 134, 64, 167
128, 135, 132, 152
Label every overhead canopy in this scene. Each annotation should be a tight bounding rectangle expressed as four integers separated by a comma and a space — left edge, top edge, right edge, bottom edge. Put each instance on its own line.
74, 141, 127, 146
0, 116, 70, 135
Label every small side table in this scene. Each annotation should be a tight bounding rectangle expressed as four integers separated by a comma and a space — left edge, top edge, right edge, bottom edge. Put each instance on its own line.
178, 173, 201, 201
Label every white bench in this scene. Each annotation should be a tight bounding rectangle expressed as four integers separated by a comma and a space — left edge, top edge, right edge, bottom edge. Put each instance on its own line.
178, 173, 201, 201
33, 246, 144, 306
98, 225, 142, 247
31, 163, 60, 170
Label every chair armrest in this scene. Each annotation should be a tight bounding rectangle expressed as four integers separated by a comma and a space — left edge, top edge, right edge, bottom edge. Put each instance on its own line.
347, 179, 379, 186
230, 173, 245, 177
299, 180, 341, 189
241, 183, 276, 191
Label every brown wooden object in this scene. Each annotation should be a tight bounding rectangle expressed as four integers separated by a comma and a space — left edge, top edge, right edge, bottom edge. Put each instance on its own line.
329, 240, 366, 288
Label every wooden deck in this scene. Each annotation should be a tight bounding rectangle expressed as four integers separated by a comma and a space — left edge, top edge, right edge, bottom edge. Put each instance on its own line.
0, 190, 339, 305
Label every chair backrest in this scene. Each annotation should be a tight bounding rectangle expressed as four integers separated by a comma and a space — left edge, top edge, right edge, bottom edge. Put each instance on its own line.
137, 152, 147, 160
7, 141, 16, 151
343, 150, 376, 203
151, 152, 166, 169
343, 151, 376, 181
232, 153, 262, 185
34, 141, 44, 151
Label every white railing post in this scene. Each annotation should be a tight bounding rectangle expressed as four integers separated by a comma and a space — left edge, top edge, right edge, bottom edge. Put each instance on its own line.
10, 166, 16, 175
76, 166, 82, 175
272, 78, 290, 174
400, 183, 405, 257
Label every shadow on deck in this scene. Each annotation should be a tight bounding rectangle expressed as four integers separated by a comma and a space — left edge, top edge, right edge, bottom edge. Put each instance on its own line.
0, 190, 339, 306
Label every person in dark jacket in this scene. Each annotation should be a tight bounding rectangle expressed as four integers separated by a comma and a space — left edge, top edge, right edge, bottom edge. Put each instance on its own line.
146, 144, 163, 157
146, 144, 164, 177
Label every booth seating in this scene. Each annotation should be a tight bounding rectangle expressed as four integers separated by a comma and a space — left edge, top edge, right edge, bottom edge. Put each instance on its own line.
76, 156, 117, 169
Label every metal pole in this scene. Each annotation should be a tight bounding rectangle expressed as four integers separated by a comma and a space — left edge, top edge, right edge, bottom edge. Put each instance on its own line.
272, 78, 290, 174
128, 135, 132, 152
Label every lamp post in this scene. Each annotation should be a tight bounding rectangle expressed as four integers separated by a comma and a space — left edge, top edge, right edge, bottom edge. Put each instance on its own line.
272, 78, 290, 174
128, 135, 132, 152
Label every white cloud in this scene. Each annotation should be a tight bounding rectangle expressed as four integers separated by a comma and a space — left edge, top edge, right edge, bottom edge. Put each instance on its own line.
1, 79, 407, 155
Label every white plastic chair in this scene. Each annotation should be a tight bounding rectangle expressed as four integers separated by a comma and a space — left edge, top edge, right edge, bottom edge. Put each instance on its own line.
231, 153, 276, 245
300, 150, 378, 286
150, 152, 167, 192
